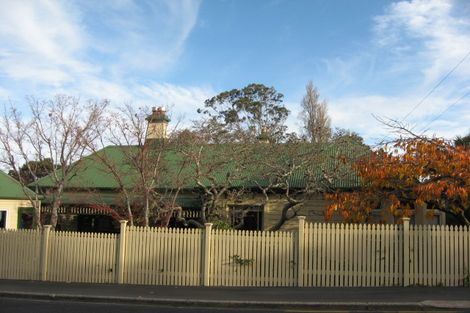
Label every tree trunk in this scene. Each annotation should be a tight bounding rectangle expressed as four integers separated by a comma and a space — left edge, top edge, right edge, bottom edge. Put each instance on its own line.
50, 199, 59, 229
125, 197, 134, 226
143, 192, 149, 227
50, 184, 64, 229
269, 201, 301, 231
33, 184, 42, 229
200, 202, 208, 224
458, 211, 470, 226
33, 206, 41, 229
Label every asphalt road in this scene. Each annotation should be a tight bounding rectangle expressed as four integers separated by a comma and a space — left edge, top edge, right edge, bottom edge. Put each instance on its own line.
1, 298, 467, 313
1, 298, 278, 313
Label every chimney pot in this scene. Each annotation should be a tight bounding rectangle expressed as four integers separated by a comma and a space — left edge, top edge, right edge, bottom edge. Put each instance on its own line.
146, 106, 170, 141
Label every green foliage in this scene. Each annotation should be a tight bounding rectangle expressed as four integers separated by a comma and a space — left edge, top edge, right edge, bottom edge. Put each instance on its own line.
464, 268, 470, 287
211, 220, 233, 230
9, 158, 54, 185
197, 83, 289, 143
230, 254, 254, 266
455, 133, 470, 148
332, 128, 365, 146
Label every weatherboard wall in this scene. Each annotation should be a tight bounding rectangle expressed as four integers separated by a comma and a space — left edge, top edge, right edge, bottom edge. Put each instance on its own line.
262, 194, 332, 231
0, 199, 34, 230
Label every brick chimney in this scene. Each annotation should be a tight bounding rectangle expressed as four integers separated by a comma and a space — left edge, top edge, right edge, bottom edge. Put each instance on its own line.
146, 106, 170, 140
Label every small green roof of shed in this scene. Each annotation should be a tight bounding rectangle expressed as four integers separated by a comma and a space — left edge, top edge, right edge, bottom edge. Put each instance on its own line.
0, 170, 36, 200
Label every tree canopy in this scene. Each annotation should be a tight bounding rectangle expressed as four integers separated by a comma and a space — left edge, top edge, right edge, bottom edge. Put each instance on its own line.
300, 81, 331, 143
455, 133, 470, 148
197, 83, 289, 143
8, 159, 54, 185
326, 137, 470, 225
0, 95, 108, 228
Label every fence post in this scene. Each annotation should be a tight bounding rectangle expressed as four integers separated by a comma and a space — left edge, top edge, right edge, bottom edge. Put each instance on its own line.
116, 220, 127, 284
202, 223, 213, 286
297, 216, 306, 287
402, 217, 410, 286
39, 225, 52, 281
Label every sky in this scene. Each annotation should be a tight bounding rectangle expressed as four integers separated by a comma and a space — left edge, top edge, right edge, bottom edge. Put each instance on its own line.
0, 0, 469, 144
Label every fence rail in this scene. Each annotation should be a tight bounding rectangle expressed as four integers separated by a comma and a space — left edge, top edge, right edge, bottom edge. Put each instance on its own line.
0, 218, 469, 287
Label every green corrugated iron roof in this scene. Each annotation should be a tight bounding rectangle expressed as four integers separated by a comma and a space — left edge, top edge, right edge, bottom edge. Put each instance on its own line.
0, 170, 37, 200
34, 142, 367, 192
41, 190, 202, 207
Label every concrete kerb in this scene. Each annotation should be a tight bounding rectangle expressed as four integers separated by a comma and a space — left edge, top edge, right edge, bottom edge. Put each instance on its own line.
1, 291, 470, 311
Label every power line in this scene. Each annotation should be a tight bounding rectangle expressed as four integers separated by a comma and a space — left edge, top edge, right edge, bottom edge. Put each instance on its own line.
376, 50, 470, 144
401, 50, 470, 122
419, 88, 470, 135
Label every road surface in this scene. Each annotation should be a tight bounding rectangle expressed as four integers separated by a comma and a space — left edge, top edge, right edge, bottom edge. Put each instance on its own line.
1, 297, 466, 313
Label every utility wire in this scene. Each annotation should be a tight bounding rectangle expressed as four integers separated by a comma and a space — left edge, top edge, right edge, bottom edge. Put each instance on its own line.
401, 50, 470, 122
419, 88, 470, 135
376, 50, 470, 144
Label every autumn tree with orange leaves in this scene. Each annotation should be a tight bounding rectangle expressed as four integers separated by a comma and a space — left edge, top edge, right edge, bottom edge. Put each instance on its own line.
326, 137, 470, 225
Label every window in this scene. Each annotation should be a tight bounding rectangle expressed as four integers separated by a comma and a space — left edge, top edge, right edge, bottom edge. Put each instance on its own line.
427, 213, 441, 225
229, 204, 264, 231
0, 211, 6, 229
18, 207, 34, 229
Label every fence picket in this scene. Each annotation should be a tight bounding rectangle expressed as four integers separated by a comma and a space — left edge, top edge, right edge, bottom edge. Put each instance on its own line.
464, 226, 469, 286
1, 222, 469, 287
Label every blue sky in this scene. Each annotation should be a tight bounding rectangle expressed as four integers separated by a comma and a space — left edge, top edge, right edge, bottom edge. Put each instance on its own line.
0, 0, 469, 144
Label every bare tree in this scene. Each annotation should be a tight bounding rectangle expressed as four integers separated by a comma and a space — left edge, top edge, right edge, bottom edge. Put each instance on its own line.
250, 140, 368, 230
251, 143, 318, 230
300, 81, 331, 143
103, 104, 192, 227
104, 104, 164, 227
86, 135, 137, 226
0, 111, 42, 228
174, 129, 252, 228
0, 95, 108, 228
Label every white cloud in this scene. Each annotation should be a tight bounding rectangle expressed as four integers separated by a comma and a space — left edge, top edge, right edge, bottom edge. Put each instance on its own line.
0, 0, 202, 98
0, 87, 9, 100
0, 1, 84, 57
374, 0, 470, 84
81, 0, 201, 74
77, 79, 133, 102
0, 0, 91, 86
283, 101, 303, 135
0, 0, 210, 135
322, 0, 470, 144
321, 56, 365, 88
48, 80, 214, 130
329, 93, 470, 143
134, 83, 215, 125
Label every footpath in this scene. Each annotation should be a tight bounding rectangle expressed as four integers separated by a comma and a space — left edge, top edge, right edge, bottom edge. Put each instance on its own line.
0, 279, 469, 311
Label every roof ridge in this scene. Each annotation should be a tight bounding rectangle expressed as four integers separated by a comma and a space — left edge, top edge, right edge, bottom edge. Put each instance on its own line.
0, 170, 37, 199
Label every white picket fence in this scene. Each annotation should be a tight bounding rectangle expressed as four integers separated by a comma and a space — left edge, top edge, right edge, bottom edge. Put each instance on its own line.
47, 231, 117, 284
0, 218, 469, 287
0, 229, 41, 280
301, 222, 469, 287
124, 227, 202, 286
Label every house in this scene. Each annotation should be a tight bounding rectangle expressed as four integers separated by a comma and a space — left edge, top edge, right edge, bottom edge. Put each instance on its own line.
0, 170, 38, 229
31, 107, 445, 232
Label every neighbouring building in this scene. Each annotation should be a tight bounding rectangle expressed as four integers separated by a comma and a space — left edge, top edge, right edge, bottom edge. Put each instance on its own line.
0, 170, 38, 230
